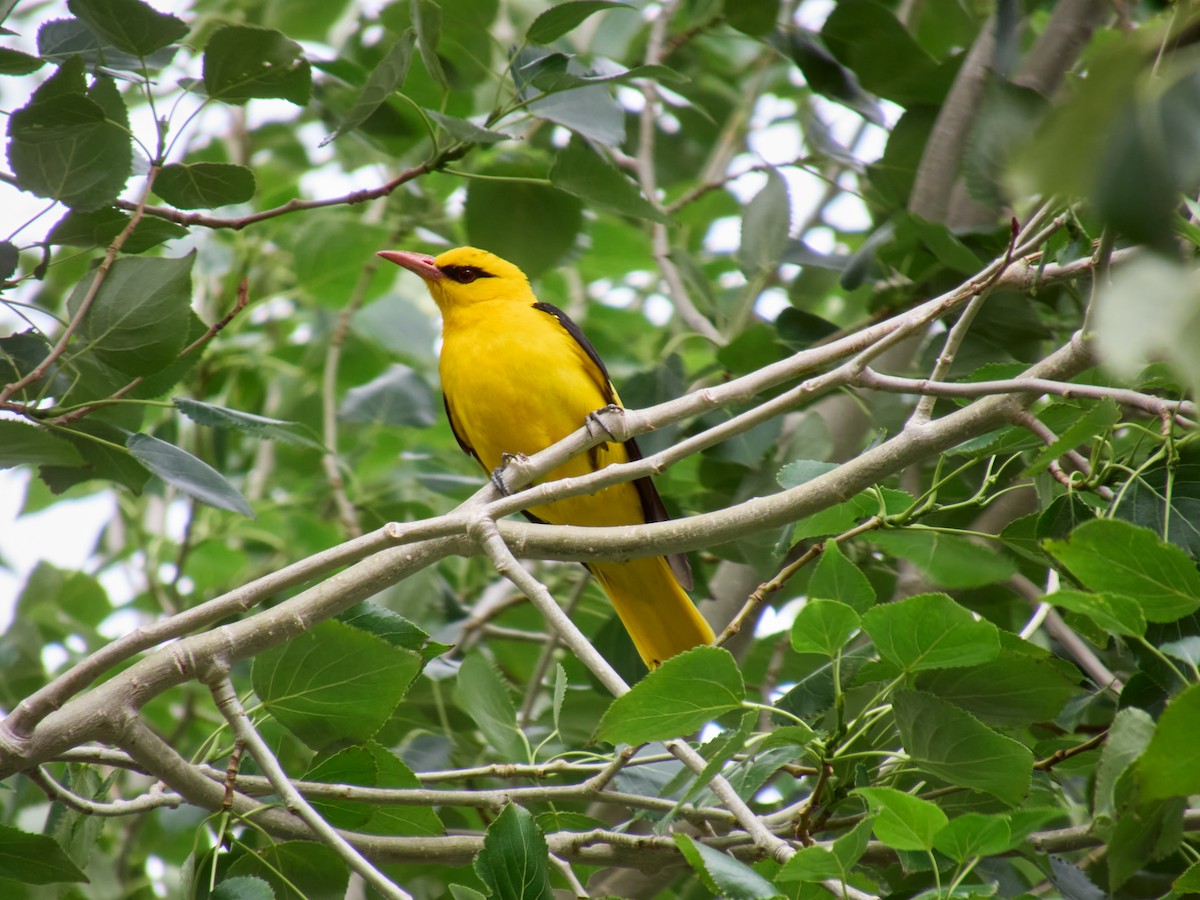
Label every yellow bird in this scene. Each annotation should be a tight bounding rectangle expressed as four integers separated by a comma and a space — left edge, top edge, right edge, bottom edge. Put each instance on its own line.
378, 246, 714, 667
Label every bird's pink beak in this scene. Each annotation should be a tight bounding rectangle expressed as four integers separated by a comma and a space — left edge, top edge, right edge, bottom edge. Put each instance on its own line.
377, 250, 443, 282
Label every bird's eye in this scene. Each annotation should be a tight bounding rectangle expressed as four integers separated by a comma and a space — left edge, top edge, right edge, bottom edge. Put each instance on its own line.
441, 265, 485, 284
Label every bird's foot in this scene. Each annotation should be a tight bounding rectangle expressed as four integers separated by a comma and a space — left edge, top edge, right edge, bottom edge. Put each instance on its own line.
585, 404, 624, 442
490, 452, 528, 496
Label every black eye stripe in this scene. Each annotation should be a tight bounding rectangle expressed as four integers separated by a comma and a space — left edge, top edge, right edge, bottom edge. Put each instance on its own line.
440, 264, 494, 284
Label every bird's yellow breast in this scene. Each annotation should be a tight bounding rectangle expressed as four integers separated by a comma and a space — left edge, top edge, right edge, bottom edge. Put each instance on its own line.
438, 300, 644, 527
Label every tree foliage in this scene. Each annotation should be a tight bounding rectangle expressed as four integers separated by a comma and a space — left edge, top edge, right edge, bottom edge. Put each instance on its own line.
1, 0, 1199, 897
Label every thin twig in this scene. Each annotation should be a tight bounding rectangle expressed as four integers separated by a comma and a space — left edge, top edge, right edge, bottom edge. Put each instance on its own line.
857, 369, 1197, 422
1011, 409, 1115, 501
634, 0, 726, 346
908, 216, 1022, 426
29, 766, 183, 816
320, 263, 376, 538
519, 572, 591, 727
718, 518, 883, 646
208, 675, 412, 900
116, 160, 438, 231
474, 516, 804, 868
1008, 573, 1124, 694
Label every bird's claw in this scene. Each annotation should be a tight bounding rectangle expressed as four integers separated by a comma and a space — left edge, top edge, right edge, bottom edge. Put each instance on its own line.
490, 452, 528, 496
585, 404, 624, 442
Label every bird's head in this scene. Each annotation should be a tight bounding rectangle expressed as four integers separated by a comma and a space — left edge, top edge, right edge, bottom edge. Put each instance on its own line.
377, 246, 535, 310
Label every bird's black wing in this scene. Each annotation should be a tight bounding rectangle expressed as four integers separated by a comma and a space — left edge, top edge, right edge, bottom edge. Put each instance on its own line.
443, 393, 480, 463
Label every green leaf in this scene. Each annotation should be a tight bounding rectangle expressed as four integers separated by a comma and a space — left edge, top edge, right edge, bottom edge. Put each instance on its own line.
932, 813, 1012, 862
411, 0, 447, 89
339, 364, 437, 428
290, 215, 390, 308
854, 786, 947, 851
175, 398, 324, 450
675, 711, 755, 811
1107, 795, 1184, 890
808, 539, 875, 612
775, 845, 844, 882
871, 530, 1016, 588
303, 745, 376, 829
1046, 519, 1200, 623
69, 252, 194, 378
464, 155, 582, 278
322, 31, 416, 145
7, 60, 132, 210
364, 743, 445, 836
252, 619, 423, 751
18, 562, 109, 639
226, 842, 346, 899
1175, 862, 1200, 893
527, 1, 631, 44
36, 17, 178, 71
915, 650, 1080, 726
203, 26, 311, 105
303, 742, 444, 836
1138, 682, 1200, 801
39, 419, 150, 495
454, 653, 527, 761
674, 834, 779, 898
1025, 399, 1121, 476
514, 55, 675, 143
474, 803, 552, 900
0, 240, 15, 281
1045, 588, 1146, 638
831, 816, 873, 870
67, 0, 187, 55
0, 823, 89, 884
790, 599, 860, 657
338, 602, 449, 662
43, 763, 105, 870
821, 0, 944, 106
962, 79, 1048, 208
779, 27, 883, 125
861, 592, 1000, 672
596, 646, 744, 744
552, 663, 567, 734
755, 722, 816, 752
1095, 69, 1200, 252
153, 163, 255, 209
715, 324, 786, 375
0, 422, 84, 468
0, 48, 43, 75
127, 433, 254, 518
47, 206, 187, 252
737, 168, 790, 276
723, 0, 779, 37
894, 690, 1033, 806
902, 213, 982, 274
1116, 449, 1200, 560
550, 136, 668, 223
777, 458, 836, 489
1094, 255, 1200, 408
1095, 707, 1154, 820
212, 876, 274, 900
425, 109, 512, 144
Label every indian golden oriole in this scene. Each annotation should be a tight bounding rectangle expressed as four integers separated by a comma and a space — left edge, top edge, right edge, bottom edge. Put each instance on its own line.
378, 246, 714, 667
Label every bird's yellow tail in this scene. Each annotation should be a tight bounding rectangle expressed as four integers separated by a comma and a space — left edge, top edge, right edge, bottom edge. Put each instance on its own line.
591, 556, 714, 668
